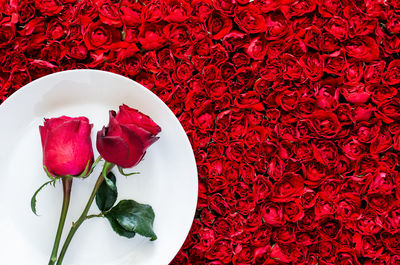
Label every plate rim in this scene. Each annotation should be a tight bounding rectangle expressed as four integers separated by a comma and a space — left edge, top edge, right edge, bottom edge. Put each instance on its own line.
0, 69, 198, 265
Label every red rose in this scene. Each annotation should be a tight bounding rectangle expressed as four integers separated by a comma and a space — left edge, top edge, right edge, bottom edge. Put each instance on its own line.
316, 240, 336, 260
138, 23, 168, 50
8, 68, 30, 89
387, 10, 400, 34
204, 238, 233, 263
163, 0, 192, 23
232, 245, 254, 265
172, 61, 194, 83
345, 36, 379, 62
382, 33, 400, 56
272, 173, 304, 202
372, 85, 397, 106
355, 234, 384, 259
302, 161, 331, 187
320, 32, 340, 53
302, 26, 322, 50
280, 0, 316, 19
324, 16, 349, 41
261, 202, 283, 227
187, 19, 207, 42
335, 249, 361, 265
207, 11, 232, 40
376, 98, 400, 123
264, 12, 290, 40
270, 244, 304, 263
40, 116, 94, 177
75, 0, 99, 26
234, 4, 267, 33
18, 1, 36, 24
323, 50, 346, 76
97, 105, 161, 168
46, 19, 66, 40
356, 210, 383, 235
281, 53, 303, 80
382, 233, 400, 254
96, 0, 122, 27
308, 110, 341, 139
318, 216, 342, 240
84, 21, 120, 50
245, 36, 267, 61
141, 1, 163, 23
341, 83, 370, 105
283, 200, 304, 222
208, 193, 231, 216
351, 104, 375, 122
385, 205, 400, 233
192, 0, 213, 22
254, 0, 279, 13
28, 60, 58, 80
35, 0, 62, 16
120, 3, 141, 26
299, 52, 324, 81
370, 129, 393, 154
383, 60, 400, 85
344, 59, 363, 85
164, 24, 190, 46
364, 61, 385, 84
41, 42, 66, 64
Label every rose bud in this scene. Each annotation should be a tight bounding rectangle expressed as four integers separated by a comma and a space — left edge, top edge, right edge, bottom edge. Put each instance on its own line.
39, 116, 94, 177
97, 104, 161, 168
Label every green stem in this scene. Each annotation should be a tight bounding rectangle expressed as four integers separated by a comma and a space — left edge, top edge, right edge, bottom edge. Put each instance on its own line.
48, 178, 73, 265
56, 162, 114, 265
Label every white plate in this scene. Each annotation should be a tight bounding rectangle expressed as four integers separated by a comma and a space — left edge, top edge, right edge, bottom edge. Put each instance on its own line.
0, 70, 197, 265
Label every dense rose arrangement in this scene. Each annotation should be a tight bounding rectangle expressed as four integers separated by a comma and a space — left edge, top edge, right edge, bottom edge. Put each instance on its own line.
2, 0, 400, 263
32, 105, 161, 265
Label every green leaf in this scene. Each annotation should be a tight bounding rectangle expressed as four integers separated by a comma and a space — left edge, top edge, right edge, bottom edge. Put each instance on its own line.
105, 215, 136, 238
102, 162, 117, 192
118, 166, 139, 176
31, 180, 56, 215
96, 172, 117, 212
105, 200, 157, 241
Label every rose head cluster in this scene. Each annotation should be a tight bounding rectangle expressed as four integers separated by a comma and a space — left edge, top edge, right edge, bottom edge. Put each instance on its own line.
3, 0, 400, 264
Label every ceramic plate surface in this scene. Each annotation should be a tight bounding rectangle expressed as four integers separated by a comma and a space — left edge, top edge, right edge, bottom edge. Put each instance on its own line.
0, 70, 198, 265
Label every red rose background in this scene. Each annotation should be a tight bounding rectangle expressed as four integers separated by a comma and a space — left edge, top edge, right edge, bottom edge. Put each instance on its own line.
2, 0, 400, 264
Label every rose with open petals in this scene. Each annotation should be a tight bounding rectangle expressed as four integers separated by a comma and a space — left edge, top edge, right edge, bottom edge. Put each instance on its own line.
39, 116, 94, 177
97, 105, 161, 168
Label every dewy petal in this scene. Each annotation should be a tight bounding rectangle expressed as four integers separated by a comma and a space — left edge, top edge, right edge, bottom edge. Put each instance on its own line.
97, 128, 131, 167
116, 104, 161, 135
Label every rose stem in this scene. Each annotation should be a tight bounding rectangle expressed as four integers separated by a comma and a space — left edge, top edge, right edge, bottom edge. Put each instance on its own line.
55, 162, 114, 265
48, 177, 73, 265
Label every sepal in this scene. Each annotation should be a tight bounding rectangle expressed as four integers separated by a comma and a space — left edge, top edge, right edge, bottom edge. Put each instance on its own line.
118, 166, 139, 176
102, 162, 117, 192
31, 179, 57, 216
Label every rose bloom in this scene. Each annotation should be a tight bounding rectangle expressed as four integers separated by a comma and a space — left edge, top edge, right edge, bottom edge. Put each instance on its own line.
97, 105, 161, 168
40, 116, 94, 177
